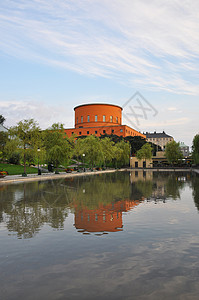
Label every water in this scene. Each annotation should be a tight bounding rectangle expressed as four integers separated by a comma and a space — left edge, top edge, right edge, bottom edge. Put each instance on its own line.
0, 171, 199, 300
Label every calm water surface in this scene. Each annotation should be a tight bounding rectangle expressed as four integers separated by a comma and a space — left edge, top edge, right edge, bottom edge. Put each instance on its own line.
0, 171, 199, 300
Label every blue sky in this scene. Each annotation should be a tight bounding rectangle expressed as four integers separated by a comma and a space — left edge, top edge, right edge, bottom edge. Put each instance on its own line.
0, 0, 198, 146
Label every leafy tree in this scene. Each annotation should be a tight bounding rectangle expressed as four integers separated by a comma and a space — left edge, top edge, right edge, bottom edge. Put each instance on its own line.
100, 137, 115, 167
0, 115, 5, 125
192, 134, 199, 165
44, 123, 73, 172
165, 141, 183, 165
74, 135, 103, 168
0, 131, 8, 161
114, 140, 130, 167
9, 119, 41, 175
125, 136, 146, 155
4, 138, 21, 164
136, 143, 153, 164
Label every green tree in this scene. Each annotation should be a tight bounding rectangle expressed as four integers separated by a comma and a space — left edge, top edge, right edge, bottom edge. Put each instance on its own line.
100, 137, 115, 167
74, 135, 103, 168
4, 138, 21, 164
114, 140, 130, 167
136, 143, 153, 165
165, 141, 183, 165
44, 123, 73, 172
9, 119, 41, 175
192, 134, 199, 165
0, 132, 8, 161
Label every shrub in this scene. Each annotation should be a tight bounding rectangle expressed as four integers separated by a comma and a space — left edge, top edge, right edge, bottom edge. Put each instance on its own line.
8, 152, 20, 165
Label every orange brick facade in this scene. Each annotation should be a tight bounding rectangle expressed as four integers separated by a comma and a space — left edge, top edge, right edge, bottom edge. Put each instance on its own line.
64, 103, 146, 138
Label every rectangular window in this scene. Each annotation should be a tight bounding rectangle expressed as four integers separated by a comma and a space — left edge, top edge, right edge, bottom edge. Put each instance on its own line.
79, 132, 81, 135
110, 116, 113, 122
95, 115, 97, 122
120, 129, 123, 132
116, 117, 118, 123
87, 115, 90, 122
72, 132, 74, 134
103, 115, 106, 122
103, 130, 106, 134
87, 131, 89, 134
95, 131, 97, 134
95, 214, 98, 221
112, 129, 114, 133
81, 116, 83, 123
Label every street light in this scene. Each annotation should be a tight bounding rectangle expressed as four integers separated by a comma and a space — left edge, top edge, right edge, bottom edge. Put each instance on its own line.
82, 153, 85, 172
37, 148, 41, 175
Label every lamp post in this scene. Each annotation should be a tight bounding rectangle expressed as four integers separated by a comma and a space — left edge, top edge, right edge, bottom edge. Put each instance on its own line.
82, 153, 85, 172
37, 148, 41, 175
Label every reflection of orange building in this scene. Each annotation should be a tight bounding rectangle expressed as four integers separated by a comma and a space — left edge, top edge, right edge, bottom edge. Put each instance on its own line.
74, 199, 141, 233
64, 103, 146, 138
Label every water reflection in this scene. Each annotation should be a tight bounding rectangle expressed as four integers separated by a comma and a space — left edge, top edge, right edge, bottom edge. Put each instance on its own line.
0, 171, 195, 238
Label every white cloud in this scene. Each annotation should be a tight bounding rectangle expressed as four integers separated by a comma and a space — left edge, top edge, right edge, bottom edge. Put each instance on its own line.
0, 0, 199, 94
0, 100, 74, 129
168, 107, 177, 111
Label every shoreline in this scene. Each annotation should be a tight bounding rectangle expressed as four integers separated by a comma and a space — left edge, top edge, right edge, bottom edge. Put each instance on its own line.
0, 167, 197, 185
0, 169, 121, 185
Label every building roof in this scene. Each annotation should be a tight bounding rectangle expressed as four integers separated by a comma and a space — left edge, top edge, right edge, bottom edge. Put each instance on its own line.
145, 131, 172, 139
74, 103, 122, 111
179, 142, 189, 148
0, 124, 8, 132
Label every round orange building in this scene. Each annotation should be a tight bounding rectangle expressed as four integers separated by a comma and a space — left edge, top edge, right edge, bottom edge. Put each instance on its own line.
64, 103, 146, 139
74, 103, 122, 128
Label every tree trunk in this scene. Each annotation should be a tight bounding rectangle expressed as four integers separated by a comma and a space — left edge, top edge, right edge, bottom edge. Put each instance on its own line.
24, 147, 26, 174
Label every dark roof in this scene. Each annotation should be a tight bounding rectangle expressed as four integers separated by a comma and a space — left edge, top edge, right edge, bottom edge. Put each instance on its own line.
145, 131, 172, 138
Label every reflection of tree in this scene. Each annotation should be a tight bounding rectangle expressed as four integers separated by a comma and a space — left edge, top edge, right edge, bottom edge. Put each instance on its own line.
0, 171, 192, 239
165, 175, 184, 199
131, 172, 190, 201
133, 180, 153, 198
0, 172, 133, 238
0, 180, 74, 238
192, 174, 199, 211
72, 172, 131, 210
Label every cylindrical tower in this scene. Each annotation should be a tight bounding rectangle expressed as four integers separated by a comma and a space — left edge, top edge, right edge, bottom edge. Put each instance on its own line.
74, 103, 122, 128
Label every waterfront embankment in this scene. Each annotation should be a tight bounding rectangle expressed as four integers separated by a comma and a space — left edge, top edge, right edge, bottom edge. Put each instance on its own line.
0, 169, 122, 185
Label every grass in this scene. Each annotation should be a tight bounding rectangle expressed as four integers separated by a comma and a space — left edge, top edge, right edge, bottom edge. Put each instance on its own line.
0, 163, 38, 175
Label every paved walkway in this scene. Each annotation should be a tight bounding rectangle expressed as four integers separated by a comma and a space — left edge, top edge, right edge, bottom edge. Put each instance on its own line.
0, 169, 119, 185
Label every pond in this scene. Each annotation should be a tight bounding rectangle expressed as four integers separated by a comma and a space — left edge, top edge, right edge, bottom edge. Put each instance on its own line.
0, 171, 199, 300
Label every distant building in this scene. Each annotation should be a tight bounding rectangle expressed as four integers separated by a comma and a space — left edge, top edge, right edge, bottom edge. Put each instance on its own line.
64, 103, 146, 138
0, 124, 8, 133
145, 131, 174, 150
179, 142, 189, 157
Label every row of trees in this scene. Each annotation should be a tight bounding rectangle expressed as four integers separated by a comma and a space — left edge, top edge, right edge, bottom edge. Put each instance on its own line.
135, 141, 184, 165
0, 118, 131, 174
1, 114, 198, 172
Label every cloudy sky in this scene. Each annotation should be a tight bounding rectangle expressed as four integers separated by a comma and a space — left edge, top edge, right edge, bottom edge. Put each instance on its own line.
0, 0, 198, 146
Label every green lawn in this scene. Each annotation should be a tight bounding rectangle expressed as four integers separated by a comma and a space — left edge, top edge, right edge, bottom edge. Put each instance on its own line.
0, 163, 38, 175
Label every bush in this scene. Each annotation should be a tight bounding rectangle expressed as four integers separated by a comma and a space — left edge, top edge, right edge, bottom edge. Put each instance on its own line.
8, 152, 20, 165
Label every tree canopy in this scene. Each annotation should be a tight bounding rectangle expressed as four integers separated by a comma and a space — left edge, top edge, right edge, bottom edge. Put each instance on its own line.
9, 119, 41, 174
192, 134, 199, 165
165, 141, 183, 165
136, 143, 153, 161
43, 123, 73, 172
